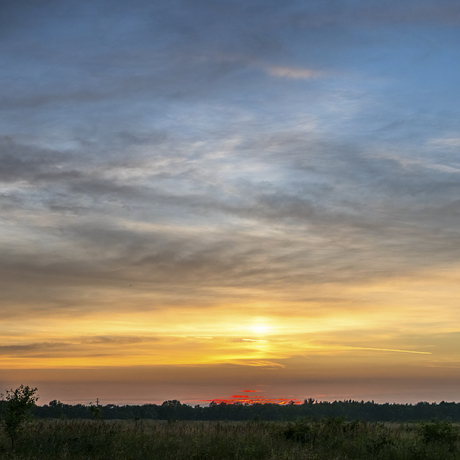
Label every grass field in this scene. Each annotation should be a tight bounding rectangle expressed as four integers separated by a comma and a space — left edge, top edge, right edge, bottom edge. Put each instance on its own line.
0, 418, 459, 459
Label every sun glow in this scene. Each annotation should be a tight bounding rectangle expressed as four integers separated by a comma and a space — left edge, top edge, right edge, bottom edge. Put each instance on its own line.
202, 391, 303, 405
249, 323, 272, 335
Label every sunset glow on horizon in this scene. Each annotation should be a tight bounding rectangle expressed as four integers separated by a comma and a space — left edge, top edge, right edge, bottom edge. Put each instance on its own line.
202, 391, 304, 406
2, 0, 460, 406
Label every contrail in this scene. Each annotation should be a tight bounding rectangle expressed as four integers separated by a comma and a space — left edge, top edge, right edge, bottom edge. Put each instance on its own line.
336, 346, 432, 355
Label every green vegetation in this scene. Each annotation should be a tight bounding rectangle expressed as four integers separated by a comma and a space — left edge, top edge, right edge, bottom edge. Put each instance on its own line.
0, 385, 39, 450
23, 398, 460, 422
0, 418, 459, 459
2, 387, 460, 459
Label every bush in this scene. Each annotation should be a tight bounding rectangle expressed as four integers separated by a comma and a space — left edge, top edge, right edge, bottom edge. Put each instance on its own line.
1, 385, 39, 449
421, 421, 457, 449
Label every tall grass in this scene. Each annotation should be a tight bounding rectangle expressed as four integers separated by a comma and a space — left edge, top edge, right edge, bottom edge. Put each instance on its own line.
0, 418, 458, 459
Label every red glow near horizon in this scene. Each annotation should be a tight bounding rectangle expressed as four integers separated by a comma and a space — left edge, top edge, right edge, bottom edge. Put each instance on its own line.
201, 391, 303, 405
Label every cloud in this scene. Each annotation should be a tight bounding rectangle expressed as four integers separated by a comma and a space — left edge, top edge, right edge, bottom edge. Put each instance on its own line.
265, 66, 326, 79
229, 360, 285, 369
286, 0, 460, 27
429, 137, 460, 148
2, 121, 460, 325
82, 336, 153, 345
9, 0, 458, 117
0, 342, 70, 356
0, 137, 72, 183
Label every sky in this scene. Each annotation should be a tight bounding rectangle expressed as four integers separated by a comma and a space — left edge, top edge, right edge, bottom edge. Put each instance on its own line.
1, 0, 460, 406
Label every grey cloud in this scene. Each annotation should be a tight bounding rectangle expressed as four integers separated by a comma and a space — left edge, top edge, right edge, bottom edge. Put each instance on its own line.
0, 192, 24, 211
69, 179, 146, 200
82, 336, 155, 345
0, 215, 455, 315
47, 203, 90, 216
287, 0, 460, 27
0, 138, 68, 183
0, 342, 70, 357
0, 90, 111, 111
1, 127, 460, 311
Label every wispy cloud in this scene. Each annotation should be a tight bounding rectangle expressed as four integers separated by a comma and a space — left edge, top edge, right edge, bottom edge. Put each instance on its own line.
326, 346, 432, 355
429, 137, 460, 148
265, 66, 326, 79
229, 360, 285, 369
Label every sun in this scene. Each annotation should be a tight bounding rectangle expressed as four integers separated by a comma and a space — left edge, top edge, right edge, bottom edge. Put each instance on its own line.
249, 323, 271, 335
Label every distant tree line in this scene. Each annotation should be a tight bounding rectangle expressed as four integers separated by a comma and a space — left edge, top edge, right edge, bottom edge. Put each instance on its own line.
3, 398, 460, 422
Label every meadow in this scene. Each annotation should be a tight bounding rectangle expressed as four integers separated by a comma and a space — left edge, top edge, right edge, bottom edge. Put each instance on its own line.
0, 418, 459, 460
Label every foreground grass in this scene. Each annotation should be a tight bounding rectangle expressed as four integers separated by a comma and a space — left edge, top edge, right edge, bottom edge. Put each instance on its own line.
0, 418, 459, 459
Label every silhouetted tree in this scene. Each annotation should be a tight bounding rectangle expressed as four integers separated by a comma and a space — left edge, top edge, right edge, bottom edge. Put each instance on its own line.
88, 401, 104, 420
1, 385, 39, 449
